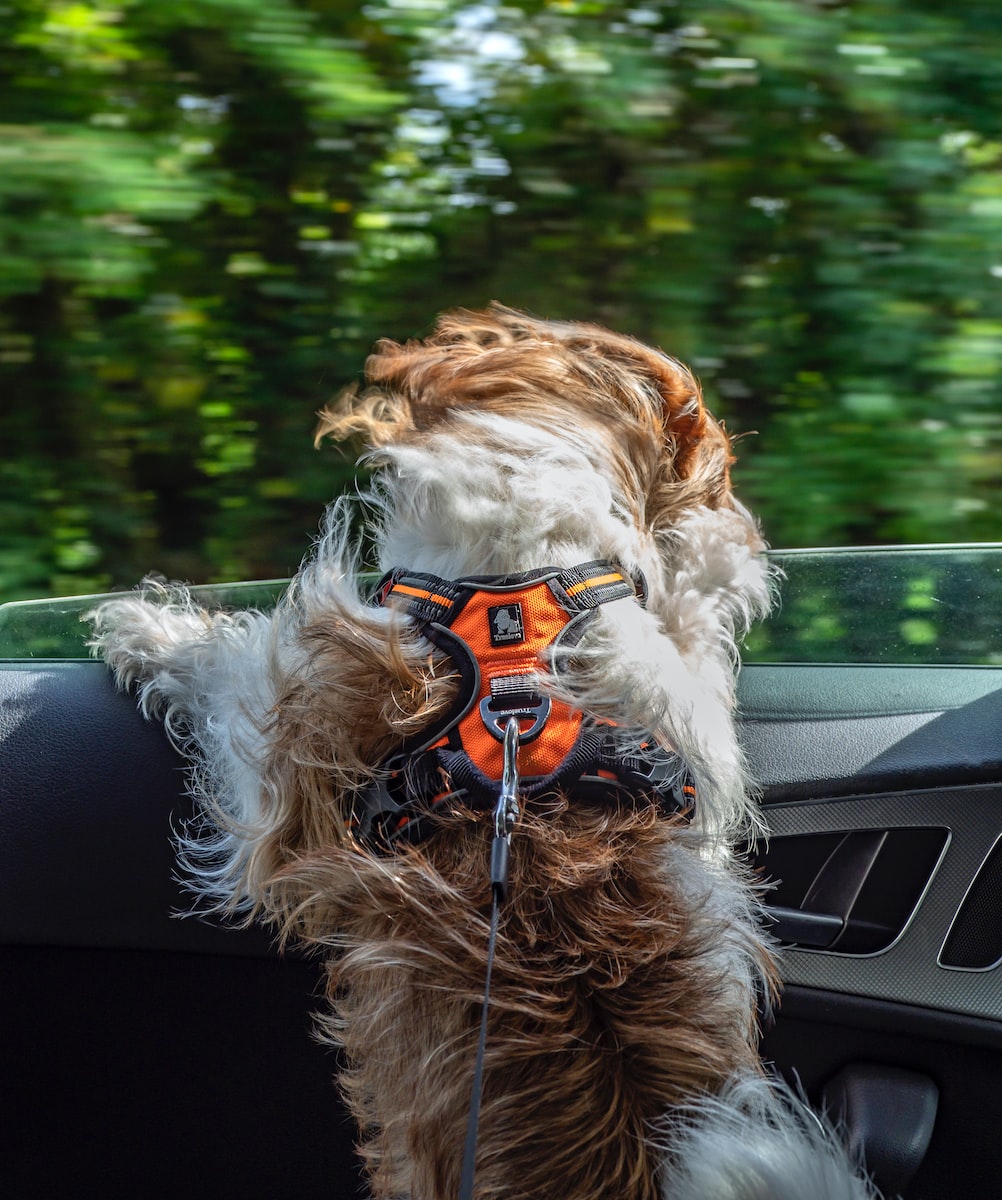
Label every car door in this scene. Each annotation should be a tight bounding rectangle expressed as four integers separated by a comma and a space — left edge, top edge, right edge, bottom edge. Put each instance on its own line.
2, 547, 1001, 1199
0, 583, 364, 1199
741, 544, 1002, 1200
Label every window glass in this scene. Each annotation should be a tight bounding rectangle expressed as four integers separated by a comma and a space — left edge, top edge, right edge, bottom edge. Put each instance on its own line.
745, 546, 1002, 666
0, 581, 288, 661
4, 546, 1001, 665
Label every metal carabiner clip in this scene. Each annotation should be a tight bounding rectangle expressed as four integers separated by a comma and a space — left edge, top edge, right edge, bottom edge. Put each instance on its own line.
491, 716, 521, 900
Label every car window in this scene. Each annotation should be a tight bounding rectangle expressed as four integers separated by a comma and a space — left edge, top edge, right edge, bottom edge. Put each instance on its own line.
4, 546, 1002, 666
0, 580, 289, 662
744, 545, 1002, 666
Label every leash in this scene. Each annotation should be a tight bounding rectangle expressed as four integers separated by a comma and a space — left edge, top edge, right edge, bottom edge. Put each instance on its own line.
459, 716, 520, 1200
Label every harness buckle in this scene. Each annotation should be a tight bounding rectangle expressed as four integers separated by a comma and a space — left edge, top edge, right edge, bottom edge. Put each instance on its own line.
479, 675, 551, 744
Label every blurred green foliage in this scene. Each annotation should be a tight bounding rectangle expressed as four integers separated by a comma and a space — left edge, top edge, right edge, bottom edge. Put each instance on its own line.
3, 0, 1002, 601
743, 547, 1002, 665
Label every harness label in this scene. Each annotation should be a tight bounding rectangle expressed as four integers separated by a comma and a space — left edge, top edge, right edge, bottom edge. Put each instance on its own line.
488, 602, 525, 646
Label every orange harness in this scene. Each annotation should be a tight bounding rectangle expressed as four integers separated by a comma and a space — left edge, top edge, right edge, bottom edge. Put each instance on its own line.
354, 560, 695, 848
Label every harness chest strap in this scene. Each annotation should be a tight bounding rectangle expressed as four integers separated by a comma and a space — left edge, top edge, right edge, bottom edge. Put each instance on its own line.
355, 559, 695, 847
375, 559, 638, 781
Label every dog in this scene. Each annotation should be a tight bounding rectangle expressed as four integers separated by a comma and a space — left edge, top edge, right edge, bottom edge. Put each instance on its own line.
90, 305, 872, 1200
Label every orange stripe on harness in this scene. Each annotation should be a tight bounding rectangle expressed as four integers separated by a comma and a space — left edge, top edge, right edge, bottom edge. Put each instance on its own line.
390, 583, 455, 609
565, 571, 625, 597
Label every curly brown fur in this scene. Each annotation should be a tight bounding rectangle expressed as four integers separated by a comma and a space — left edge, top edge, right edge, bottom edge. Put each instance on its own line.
91, 305, 872, 1200
271, 805, 775, 1200
316, 304, 737, 542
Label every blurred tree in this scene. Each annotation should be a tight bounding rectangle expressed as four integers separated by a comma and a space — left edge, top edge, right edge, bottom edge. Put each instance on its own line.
344, 0, 1002, 548
2, 0, 1002, 600
0, 0, 400, 596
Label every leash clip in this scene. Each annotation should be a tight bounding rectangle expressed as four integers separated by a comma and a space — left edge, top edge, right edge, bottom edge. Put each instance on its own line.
490, 716, 520, 901
480, 675, 551, 745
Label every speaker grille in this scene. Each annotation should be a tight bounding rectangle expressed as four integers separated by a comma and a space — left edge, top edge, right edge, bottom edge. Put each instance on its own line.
940, 837, 1002, 969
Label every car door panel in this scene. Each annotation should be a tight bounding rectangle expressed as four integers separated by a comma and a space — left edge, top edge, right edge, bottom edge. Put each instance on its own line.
0, 662, 364, 1199
4, 653, 1002, 1197
0, 661, 275, 957
741, 664, 1002, 800
741, 663, 1002, 1018
739, 662, 1002, 1200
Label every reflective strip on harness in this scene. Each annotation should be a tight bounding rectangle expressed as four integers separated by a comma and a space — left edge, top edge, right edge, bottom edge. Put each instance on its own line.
565, 571, 626, 597
391, 582, 456, 609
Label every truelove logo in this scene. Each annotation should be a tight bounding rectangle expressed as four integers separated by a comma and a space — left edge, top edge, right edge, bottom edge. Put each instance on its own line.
488, 603, 525, 646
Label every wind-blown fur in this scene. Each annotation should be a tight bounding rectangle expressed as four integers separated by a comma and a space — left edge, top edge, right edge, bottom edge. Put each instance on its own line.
90, 304, 872, 1200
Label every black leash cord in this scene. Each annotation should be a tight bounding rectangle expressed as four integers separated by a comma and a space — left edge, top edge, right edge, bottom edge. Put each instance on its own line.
459, 888, 501, 1200
458, 718, 520, 1200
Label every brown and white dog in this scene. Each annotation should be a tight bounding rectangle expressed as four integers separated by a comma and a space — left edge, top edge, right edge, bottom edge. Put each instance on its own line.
91, 305, 871, 1200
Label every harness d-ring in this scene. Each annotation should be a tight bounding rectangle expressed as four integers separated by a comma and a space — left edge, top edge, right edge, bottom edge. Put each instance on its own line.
479, 693, 551, 743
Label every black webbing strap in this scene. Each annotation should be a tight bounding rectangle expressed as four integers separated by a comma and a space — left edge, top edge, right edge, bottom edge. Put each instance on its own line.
547, 559, 639, 611
371, 559, 642, 624
370, 568, 469, 625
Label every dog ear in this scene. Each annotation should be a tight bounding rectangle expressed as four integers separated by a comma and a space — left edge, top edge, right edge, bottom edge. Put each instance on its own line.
657, 362, 734, 506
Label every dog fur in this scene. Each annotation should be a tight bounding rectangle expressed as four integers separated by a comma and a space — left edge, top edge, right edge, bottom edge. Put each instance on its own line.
90, 305, 873, 1200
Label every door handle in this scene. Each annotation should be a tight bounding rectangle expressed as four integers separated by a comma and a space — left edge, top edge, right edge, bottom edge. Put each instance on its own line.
765, 904, 844, 949
754, 827, 948, 954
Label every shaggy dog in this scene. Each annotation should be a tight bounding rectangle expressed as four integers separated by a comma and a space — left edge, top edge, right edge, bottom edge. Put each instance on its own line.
90, 306, 871, 1200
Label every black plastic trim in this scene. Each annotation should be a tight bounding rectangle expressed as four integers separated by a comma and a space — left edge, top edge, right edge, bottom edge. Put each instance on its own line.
775, 984, 1002, 1052
738, 664, 1002, 802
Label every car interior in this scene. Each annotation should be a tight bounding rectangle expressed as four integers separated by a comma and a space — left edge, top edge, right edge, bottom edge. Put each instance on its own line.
3, 545, 1002, 1199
